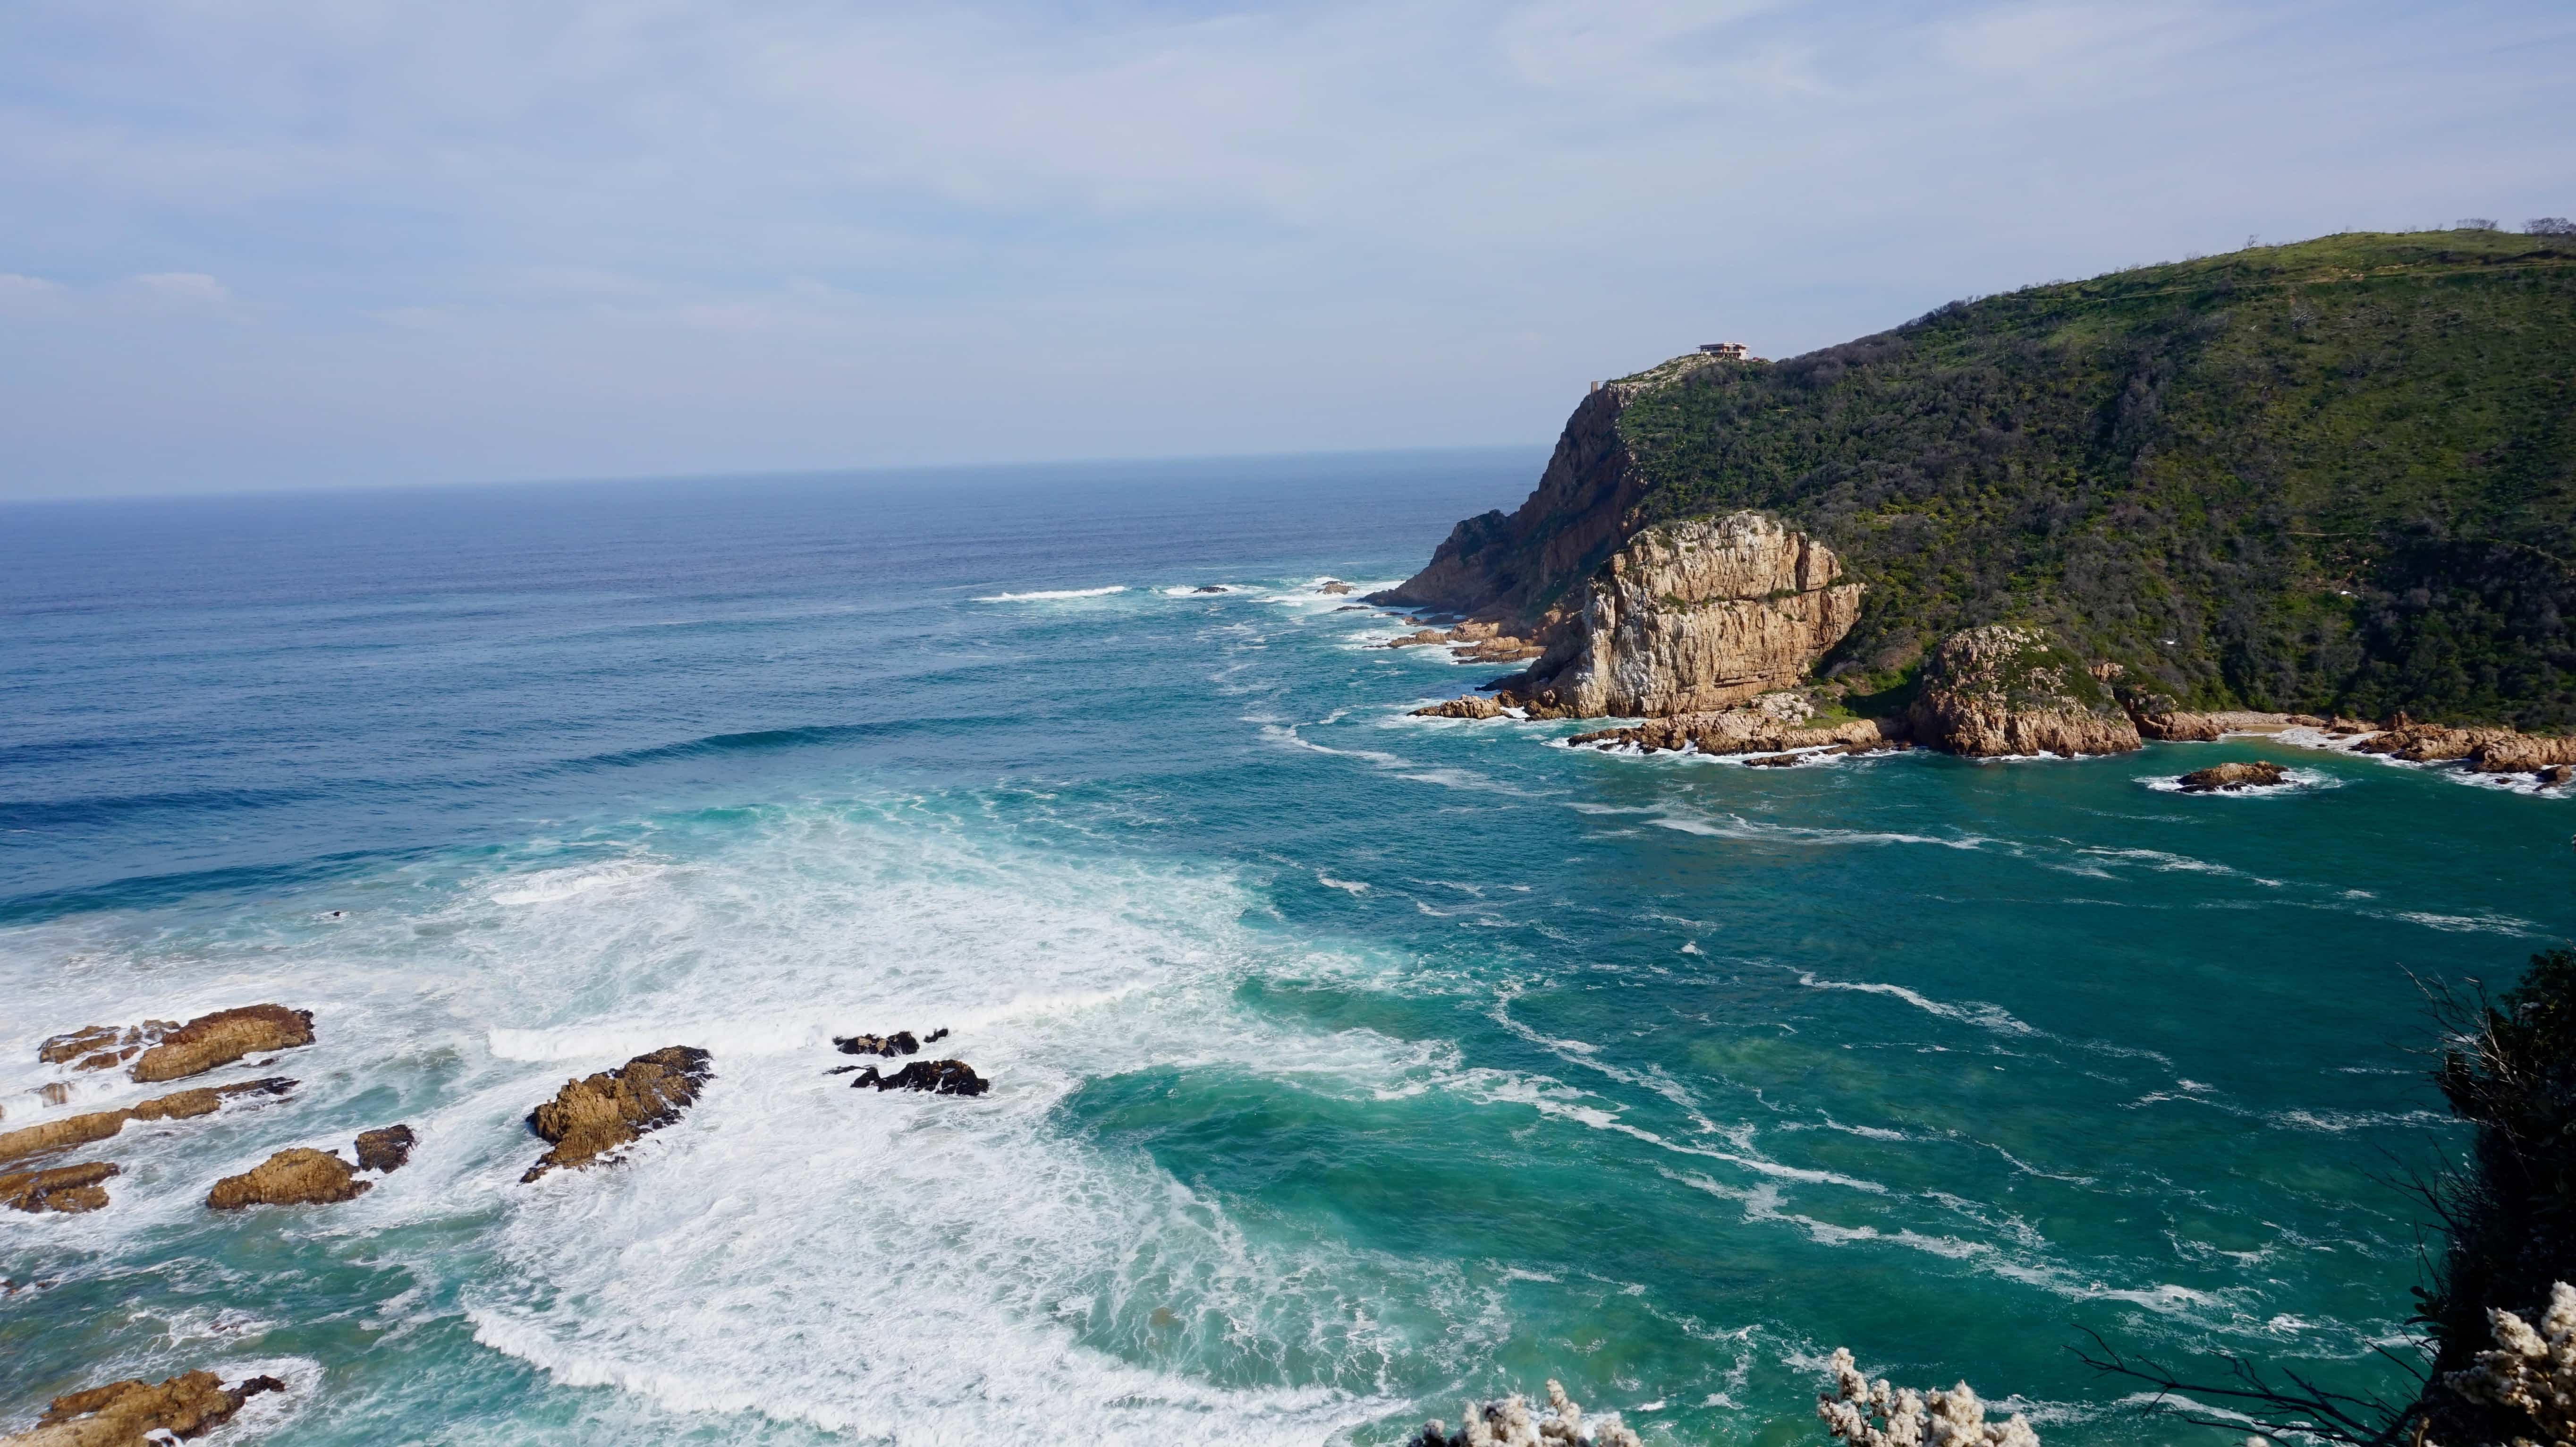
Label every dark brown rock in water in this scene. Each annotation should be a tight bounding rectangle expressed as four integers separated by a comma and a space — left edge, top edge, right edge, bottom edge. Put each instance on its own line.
1411, 695, 1506, 720
130, 1004, 314, 1083
2178, 760, 2288, 792
5, 1370, 284, 1447
924, 1027, 949, 1044
0, 1161, 118, 1215
36, 1025, 120, 1066
521, 1045, 712, 1183
206, 1148, 370, 1209
1743, 751, 1806, 766
833, 1030, 920, 1057
2539, 764, 2574, 786
1191, 585, 1227, 593
354, 1124, 415, 1174
850, 1059, 990, 1096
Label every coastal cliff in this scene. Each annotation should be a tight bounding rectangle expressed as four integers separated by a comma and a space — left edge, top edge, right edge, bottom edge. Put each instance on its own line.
1390, 227, 2576, 746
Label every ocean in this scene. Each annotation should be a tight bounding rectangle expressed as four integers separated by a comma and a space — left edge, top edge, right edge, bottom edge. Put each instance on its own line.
2, 451, 2569, 1446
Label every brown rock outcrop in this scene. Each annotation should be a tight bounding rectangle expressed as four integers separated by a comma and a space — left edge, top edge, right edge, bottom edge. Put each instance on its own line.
2353, 723, 2520, 762
130, 1005, 314, 1084
36, 1021, 183, 1073
2540, 765, 2574, 786
1411, 695, 1507, 720
0, 1371, 283, 1447
1318, 581, 1354, 596
522, 1045, 712, 1183
1907, 626, 2142, 758
354, 1124, 416, 1174
1567, 712, 1907, 758
850, 1059, 990, 1096
2468, 733, 2576, 774
1549, 513, 1862, 717
2178, 760, 2289, 792
2132, 710, 2296, 742
0, 1079, 294, 1166
207, 1147, 369, 1209
0, 1161, 119, 1215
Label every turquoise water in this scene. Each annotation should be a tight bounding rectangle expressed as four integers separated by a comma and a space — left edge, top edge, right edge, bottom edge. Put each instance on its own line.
2, 455, 2569, 1446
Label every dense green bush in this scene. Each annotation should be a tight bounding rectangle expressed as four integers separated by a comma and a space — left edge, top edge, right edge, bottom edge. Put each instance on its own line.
1615, 231, 2576, 727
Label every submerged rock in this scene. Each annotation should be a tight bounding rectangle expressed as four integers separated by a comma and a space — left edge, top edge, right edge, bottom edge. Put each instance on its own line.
0, 1370, 284, 1447
0, 1161, 119, 1215
2178, 760, 2289, 792
1318, 581, 1354, 595
0, 1078, 294, 1166
521, 1046, 713, 1183
129, 1005, 314, 1083
849, 1058, 990, 1096
354, 1124, 416, 1174
1907, 626, 2141, 758
834, 1030, 920, 1058
207, 1147, 369, 1209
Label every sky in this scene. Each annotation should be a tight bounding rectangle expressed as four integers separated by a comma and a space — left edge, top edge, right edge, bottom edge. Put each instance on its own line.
1, 1, 2571, 499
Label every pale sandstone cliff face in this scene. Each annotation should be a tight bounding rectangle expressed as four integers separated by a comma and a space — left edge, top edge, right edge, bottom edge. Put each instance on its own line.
1908, 625, 2142, 758
1551, 513, 1862, 716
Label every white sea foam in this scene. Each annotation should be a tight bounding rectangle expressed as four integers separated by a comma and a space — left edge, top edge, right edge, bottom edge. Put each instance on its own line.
975, 585, 1128, 601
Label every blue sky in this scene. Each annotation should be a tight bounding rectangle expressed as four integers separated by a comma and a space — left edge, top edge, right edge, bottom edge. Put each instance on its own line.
2, 1, 2570, 498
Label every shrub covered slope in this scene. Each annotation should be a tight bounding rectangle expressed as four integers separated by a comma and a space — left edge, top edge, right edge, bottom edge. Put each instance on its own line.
1613, 229, 2576, 727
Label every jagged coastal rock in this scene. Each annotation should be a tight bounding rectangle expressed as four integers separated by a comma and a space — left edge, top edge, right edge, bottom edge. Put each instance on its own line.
2178, 760, 2288, 792
1567, 708, 1907, 758
354, 1124, 416, 1174
850, 1059, 990, 1096
521, 1045, 712, 1182
207, 1147, 370, 1209
0, 1078, 295, 1166
0, 1161, 119, 1215
132, 1004, 315, 1083
0, 1371, 284, 1447
834, 1030, 922, 1057
1907, 626, 2142, 758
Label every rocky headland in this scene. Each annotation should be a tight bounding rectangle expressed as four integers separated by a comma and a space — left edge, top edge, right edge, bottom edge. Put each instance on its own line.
1380, 230, 2576, 770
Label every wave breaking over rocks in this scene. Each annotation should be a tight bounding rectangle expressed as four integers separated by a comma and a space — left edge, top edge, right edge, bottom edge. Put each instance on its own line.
521, 1046, 712, 1183
0, 1371, 284, 1447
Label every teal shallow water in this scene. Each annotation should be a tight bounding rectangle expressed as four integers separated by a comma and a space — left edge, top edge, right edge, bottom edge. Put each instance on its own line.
1, 459, 2570, 1446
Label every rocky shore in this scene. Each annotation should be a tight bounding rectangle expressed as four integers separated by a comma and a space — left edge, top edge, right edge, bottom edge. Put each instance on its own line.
521, 1045, 713, 1183
0, 1371, 284, 1447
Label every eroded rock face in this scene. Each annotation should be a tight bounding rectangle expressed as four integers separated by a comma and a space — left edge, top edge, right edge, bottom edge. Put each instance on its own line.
354, 1124, 415, 1174
2178, 760, 2288, 792
0, 1370, 283, 1447
1412, 695, 1507, 720
850, 1059, 990, 1096
2469, 733, 2576, 774
207, 1148, 369, 1209
1907, 626, 2142, 758
0, 1161, 118, 1215
1545, 514, 1861, 717
0, 1079, 294, 1166
130, 1005, 314, 1083
521, 1046, 712, 1183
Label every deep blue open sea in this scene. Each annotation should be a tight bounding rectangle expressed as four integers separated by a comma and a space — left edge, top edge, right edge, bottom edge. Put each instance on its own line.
3, 452, 2570, 1447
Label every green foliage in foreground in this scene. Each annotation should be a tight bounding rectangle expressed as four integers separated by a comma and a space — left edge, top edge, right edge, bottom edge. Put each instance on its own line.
1614, 230, 2576, 727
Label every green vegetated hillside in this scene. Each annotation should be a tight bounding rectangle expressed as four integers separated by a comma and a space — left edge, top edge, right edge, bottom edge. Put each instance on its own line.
1614, 229, 2576, 728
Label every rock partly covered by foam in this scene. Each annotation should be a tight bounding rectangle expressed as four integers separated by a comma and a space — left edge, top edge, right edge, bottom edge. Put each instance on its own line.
834, 1031, 921, 1058
207, 1147, 369, 1209
1408, 1377, 1641, 1447
0, 1161, 119, 1215
1551, 513, 1862, 717
354, 1124, 415, 1174
0, 1078, 294, 1166
128, 1005, 314, 1083
2177, 760, 2288, 792
35, 1021, 179, 1074
1413, 695, 1510, 720
1907, 626, 2141, 758
850, 1059, 990, 1096
521, 1046, 712, 1183
0, 1370, 284, 1447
